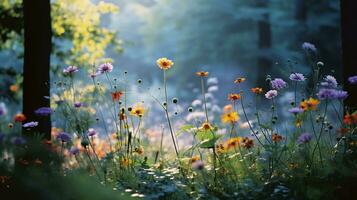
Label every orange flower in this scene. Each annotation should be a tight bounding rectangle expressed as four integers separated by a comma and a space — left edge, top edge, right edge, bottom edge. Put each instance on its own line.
241, 137, 254, 149
111, 91, 123, 101
189, 155, 200, 163
228, 93, 241, 101
9, 84, 19, 92
251, 87, 263, 94
216, 143, 227, 154
221, 112, 239, 124
130, 104, 145, 117
134, 147, 144, 155
300, 98, 320, 111
226, 137, 241, 149
343, 113, 357, 125
196, 71, 209, 77
234, 77, 246, 84
272, 133, 284, 142
14, 113, 26, 123
156, 57, 174, 70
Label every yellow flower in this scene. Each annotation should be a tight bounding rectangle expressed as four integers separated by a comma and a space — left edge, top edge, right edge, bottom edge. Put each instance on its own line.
120, 157, 131, 167
196, 71, 209, 77
156, 57, 174, 70
200, 122, 214, 131
226, 137, 241, 149
221, 112, 239, 124
130, 104, 145, 117
300, 97, 320, 111
234, 77, 246, 84
134, 147, 144, 155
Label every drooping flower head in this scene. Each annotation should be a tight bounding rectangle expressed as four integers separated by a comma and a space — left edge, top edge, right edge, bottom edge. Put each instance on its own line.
111, 91, 124, 101
251, 87, 264, 94
87, 128, 97, 137
63, 66, 79, 75
302, 42, 317, 53
221, 112, 239, 124
14, 113, 26, 122
56, 132, 72, 143
300, 98, 320, 111
97, 62, 113, 74
23, 121, 39, 128
321, 75, 338, 88
34, 107, 52, 116
156, 57, 174, 70
271, 78, 287, 90
297, 133, 312, 144
228, 93, 241, 101
196, 71, 209, 77
348, 75, 357, 85
265, 90, 278, 99
289, 73, 306, 82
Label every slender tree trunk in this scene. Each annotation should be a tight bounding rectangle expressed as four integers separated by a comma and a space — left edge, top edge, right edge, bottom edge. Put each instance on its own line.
23, 0, 52, 139
295, 0, 307, 22
256, 0, 272, 88
340, 0, 357, 111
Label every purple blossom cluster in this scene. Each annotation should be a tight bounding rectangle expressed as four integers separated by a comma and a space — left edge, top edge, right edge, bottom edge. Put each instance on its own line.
56, 132, 72, 143
87, 128, 97, 137
69, 147, 80, 155
302, 42, 317, 53
288, 107, 304, 114
265, 90, 278, 99
97, 62, 113, 74
34, 107, 52, 116
289, 73, 305, 82
271, 78, 287, 90
320, 75, 338, 88
297, 133, 312, 144
348, 75, 357, 85
63, 66, 79, 75
23, 121, 39, 128
316, 88, 348, 100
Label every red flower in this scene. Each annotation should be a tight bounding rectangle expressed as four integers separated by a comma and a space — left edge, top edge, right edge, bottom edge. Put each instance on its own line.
111, 91, 124, 101
14, 113, 26, 123
343, 113, 357, 125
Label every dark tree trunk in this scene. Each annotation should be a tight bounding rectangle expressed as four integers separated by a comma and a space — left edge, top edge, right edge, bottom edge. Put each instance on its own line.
256, 0, 272, 88
23, 0, 52, 139
295, 0, 307, 22
340, 0, 357, 111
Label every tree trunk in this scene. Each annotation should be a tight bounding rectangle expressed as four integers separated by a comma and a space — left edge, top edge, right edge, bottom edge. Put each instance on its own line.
23, 0, 52, 139
295, 0, 307, 22
256, 0, 272, 88
340, 0, 357, 111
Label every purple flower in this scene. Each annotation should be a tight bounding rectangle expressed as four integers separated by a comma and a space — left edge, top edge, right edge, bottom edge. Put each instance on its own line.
87, 128, 97, 137
317, 88, 348, 100
0, 102, 7, 116
34, 107, 52, 116
97, 63, 113, 74
63, 66, 79, 75
302, 42, 317, 53
289, 73, 305, 82
333, 90, 348, 100
56, 132, 72, 143
192, 160, 204, 170
23, 121, 39, 128
297, 133, 312, 144
320, 75, 338, 88
74, 102, 83, 108
265, 90, 278, 99
11, 136, 26, 145
271, 78, 287, 90
288, 107, 304, 114
348, 75, 357, 85
69, 147, 80, 155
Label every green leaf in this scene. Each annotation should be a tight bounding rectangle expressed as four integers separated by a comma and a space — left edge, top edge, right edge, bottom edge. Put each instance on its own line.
199, 135, 221, 149
176, 124, 195, 136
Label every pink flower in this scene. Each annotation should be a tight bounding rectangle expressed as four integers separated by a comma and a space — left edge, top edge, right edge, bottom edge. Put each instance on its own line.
265, 90, 278, 99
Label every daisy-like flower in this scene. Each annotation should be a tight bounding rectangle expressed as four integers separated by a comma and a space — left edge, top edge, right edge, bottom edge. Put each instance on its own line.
234, 77, 246, 84
289, 73, 305, 82
221, 112, 239, 124
56, 132, 72, 143
348, 75, 357, 85
265, 90, 278, 99
226, 137, 241, 149
297, 133, 312, 144
87, 128, 97, 137
34, 107, 52, 116
271, 78, 287, 90
320, 75, 338, 88
200, 122, 214, 131
63, 66, 79, 75
228, 93, 241, 101
300, 97, 320, 111
14, 113, 26, 122
111, 91, 124, 101
241, 137, 254, 149
130, 104, 145, 117
251, 87, 263, 94
196, 71, 209, 77
97, 62, 113, 74
272, 133, 284, 142
156, 57, 174, 70
23, 121, 39, 128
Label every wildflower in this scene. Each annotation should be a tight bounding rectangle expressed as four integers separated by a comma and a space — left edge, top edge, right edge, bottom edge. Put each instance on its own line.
23, 121, 39, 128
63, 66, 79, 75
9, 84, 19, 92
0, 102, 7, 116
265, 90, 278, 99
97, 62, 113, 74
289, 73, 305, 82
196, 71, 209, 77
288, 107, 304, 115
120, 157, 131, 167
11, 136, 26, 145
34, 107, 52, 116
234, 77, 246, 84
241, 137, 254, 149
130, 104, 145, 117
56, 132, 72, 143
87, 128, 97, 137
192, 160, 204, 170
251, 87, 263, 94
14, 113, 26, 122
223, 104, 233, 113
156, 57, 174, 70
189, 156, 200, 163
74, 102, 83, 108
221, 112, 239, 124
69, 147, 80, 155
316, 88, 348, 100
343, 113, 357, 125
320, 75, 338, 88
297, 133, 312, 144
295, 119, 303, 128
271, 78, 287, 90
348, 75, 357, 85
226, 137, 241, 149
134, 147, 144, 155
272, 133, 284, 142
216, 143, 226, 153
300, 98, 319, 111
333, 90, 348, 100
228, 93, 241, 101
200, 122, 214, 131
111, 91, 124, 101
302, 42, 317, 53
